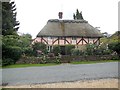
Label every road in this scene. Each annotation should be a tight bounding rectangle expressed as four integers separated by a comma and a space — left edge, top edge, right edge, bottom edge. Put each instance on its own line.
2, 62, 118, 86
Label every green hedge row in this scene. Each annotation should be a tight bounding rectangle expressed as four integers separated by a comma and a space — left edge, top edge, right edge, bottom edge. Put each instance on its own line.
2, 46, 22, 66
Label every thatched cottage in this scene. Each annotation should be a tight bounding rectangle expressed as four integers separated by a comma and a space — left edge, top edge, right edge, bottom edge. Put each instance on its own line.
33, 13, 103, 53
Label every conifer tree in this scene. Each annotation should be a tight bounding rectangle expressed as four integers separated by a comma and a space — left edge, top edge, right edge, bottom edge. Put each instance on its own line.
73, 13, 76, 20
73, 9, 84, 20
79, 11, 84, 20
2, 1, 20, 36
76, 9, 80, 19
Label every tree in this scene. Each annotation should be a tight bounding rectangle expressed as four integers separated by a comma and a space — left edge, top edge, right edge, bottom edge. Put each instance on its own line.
73, 9, 84, 20
76, 9, 80, 19
65, 45, 75, 55
2, 34, 33, 65
73, 13, 76, 20
2, 1, 20, 35
108, 42, 120, 57
2, 35, 23, 66
79, 11, 84, 19
19, 33, 32, 47
22, 33, 32, 39
53, 45, 61, 56
32, 42, 47, 56
2, 1, 22, 66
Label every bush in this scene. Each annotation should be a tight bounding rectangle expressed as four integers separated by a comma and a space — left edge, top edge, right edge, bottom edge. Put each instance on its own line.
71, 49, 79, 55
108, 42, 120, 57
23, 47, 34, 56
47, 53, 55, 57
55, 56, 61, 64
85, 44, 96, 55
85, 44, 112, 55
111, 55, 120, 60
2, 58, 14, 66
65, 45, 75, 55
32, 42, 47, 56
53, 45, 61, 56
2, 46, 22, 65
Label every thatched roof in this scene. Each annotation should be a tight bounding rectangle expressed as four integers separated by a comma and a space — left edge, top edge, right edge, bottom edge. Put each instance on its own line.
37, 19, 103, 38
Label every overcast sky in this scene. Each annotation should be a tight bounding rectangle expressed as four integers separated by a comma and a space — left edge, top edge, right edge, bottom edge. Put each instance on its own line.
14, 0, 119, 38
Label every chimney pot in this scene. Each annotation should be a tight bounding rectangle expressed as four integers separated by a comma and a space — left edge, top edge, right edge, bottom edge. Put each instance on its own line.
58, 12, 63, 19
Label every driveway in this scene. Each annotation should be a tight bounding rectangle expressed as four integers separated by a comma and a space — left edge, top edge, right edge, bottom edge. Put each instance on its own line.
2, 62, 118, 86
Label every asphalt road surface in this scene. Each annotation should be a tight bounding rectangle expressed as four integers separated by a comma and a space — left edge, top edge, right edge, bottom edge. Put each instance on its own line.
2, 62, 118, 86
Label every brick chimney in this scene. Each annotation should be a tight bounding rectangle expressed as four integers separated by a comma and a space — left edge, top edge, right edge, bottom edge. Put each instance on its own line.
58, 12, 63, 19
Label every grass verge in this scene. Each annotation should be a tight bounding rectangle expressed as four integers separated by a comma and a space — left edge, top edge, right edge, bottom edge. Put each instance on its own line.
2, 63, 59, 69
71, 60, 119, 64
2, 60, 119, 69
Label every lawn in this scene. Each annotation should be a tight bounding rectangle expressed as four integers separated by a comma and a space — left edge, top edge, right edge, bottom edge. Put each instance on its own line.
2, 60, 119, 69
71, 60, 119, 64
2, 63, 59, 69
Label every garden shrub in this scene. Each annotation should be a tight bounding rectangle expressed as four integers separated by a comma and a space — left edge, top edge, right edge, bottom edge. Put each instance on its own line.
55, 56, 61, 64
2, 58, 14, 66
85, 44, 112, 56
108, 42, 120, 57
47, 53, 55, 57
111, 55, 120, 60
65, 45, 75, 55
23, 47, 34, 56
71, 49, 84, 56
71, 49, 80, 55
85, 44, 95, 55
32, 42, 47, 56
53, 45, 61, 56
2, 45, 22, 65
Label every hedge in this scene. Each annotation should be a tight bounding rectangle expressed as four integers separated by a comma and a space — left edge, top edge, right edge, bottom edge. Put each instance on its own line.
2, 46, 22, 66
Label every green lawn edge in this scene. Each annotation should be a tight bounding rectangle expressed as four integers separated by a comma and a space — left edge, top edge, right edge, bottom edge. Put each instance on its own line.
71, 60, 120, 64
2, 63, 59, 69
2, 60, 119, 69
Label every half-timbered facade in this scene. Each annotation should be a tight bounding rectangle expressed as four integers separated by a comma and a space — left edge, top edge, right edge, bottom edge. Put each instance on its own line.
33, 19, 103, 52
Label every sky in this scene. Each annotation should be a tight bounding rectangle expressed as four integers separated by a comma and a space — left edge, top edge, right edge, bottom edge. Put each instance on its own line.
14, 0, 119, 38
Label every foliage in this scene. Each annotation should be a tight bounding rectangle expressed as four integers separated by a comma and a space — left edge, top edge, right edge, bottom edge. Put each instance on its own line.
2, 35, 20, 46
65, 45, 75, 55
85, 44, 111, 55
2, 46, 22, 66
108, 42, 120, 57
32, 42, 47, 56
23, 47, 34, 56
85, 44, 96, 55
0, 35, 2, 63
54, 56, 61, 64
53, 45, 61, 56
2, 34, 33, 66
71, 49, 84, 56
22, 33, 32, 39
1, 1, 34, 66
19, 34, 32, 47
2, 1, 20, 36
2, 58, 14, 66
53, 45, 75, 55
73, 9, 84, 20
100, 31, 119, 44
2, 34, 32, 48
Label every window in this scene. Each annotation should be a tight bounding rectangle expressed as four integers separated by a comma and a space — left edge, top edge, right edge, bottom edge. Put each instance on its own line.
72, 37, 76, 40
59, 37, 64, 40
48, 37, 52, 40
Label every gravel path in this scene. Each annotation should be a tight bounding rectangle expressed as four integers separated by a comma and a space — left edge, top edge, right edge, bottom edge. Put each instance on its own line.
3, 78, 118, 88
2, 62, 118, 86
